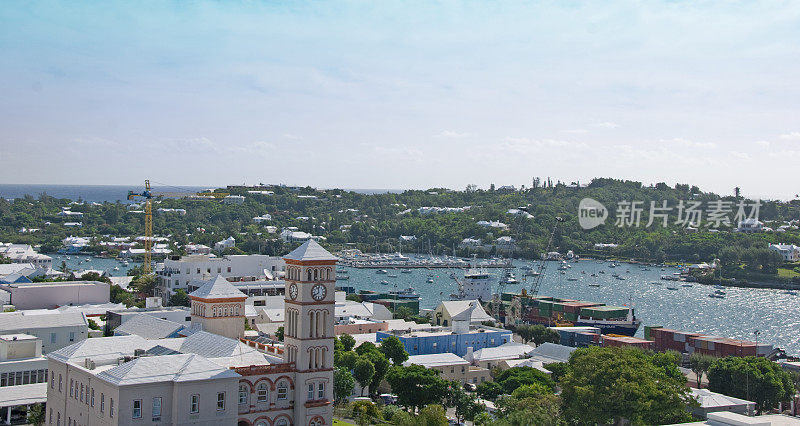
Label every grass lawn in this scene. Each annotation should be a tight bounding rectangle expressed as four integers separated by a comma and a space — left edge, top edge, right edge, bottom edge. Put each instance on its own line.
778, 268, 800, 278
333, 419, 357, 426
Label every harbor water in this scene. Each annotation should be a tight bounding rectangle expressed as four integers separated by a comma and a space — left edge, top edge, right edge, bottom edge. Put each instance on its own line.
340, 259, 800, 355
52, 253, 800, 355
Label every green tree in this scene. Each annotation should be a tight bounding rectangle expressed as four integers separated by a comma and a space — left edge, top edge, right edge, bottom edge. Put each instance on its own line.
80, 271, 111, 284
169, 289, 190, 307
543, 362, 569, 382
334, 367, 356, 403
530, 325, 560, 346
275, 326, 284, 341
707, 356, 794, 413
560, 347, 693, 425
494, 366, 555, 395
364, 350, 390, 395
386, 365, 450, 413
27, 403, 45, 426
336, 351, 360, 371
391, 410, 415, 426
380, 335, 409, 365
419, 404, 448, 426
355, 341, 377, 356
340, 333, 356, 351
109, 284, 135, 307
494, 389, 564, 426
476, 381, 504, 401
446, 382, 484, 421
351, 400, 383, 426
689, 353, 715, 389
353, 358, 376, 396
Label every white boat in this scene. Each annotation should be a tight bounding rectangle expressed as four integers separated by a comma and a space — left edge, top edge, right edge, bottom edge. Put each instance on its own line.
388, 274, 398, 278
401, 269, 412, 274
376, 269, 388, 275
381, 280, 389, 285
451, 262, 493, 301
426, 278, 434, 283
113, 266, 119, 271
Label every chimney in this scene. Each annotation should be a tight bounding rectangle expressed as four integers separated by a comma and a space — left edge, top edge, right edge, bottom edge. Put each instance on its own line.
465, 346, 474, 363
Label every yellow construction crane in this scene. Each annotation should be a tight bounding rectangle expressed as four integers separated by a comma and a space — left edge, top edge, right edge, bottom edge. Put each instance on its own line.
127, 180, 229, 274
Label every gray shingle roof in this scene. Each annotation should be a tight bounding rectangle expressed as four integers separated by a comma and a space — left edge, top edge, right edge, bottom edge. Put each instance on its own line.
188, 275, 247, 299
114, 314, 185, 340
48, 335, 154, 363
283, 240, 338, 262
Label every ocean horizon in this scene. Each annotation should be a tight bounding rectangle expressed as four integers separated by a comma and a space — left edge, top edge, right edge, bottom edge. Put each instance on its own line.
0, 184, 405, 203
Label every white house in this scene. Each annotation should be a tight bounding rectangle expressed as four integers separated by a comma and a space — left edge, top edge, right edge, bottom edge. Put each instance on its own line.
737, 218, 764, 233
459, 238, 482, 249
0, 244, 52, 269
223, 195, 246, 204
253, 214, 272, 223
477, 220, 509, 230
215, 236, 236, 252
769, 243, 800, 262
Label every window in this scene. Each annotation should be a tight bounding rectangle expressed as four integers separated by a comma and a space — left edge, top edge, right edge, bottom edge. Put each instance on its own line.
217, 392, 225, 411
257, 383, 268, 402
110, 398, 114, 418
91, 389, 95, 407
51, 372, 54, 389
227, 267, 231, 273
80, 383, 84, 402
100, 394, 105, 413
69, 332, 75, 342
276, 419, 288, 426
238, 385, 249, 405
69, 379, 73, 397
308, 383, 314, 400
190, 394, 199, 413
51, 333, 57, 343
277, 381, 288, 400
132, 399, 142, 419
318, 382, 325, 399
152, 397, 162, 418
59, 375, 62, 392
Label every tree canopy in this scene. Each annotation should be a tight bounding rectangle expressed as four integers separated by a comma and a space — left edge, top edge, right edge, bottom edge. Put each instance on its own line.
707, 356, 795, 413
385, 364, 450, 412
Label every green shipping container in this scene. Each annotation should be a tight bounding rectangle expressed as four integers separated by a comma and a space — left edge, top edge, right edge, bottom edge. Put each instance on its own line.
644, 325, 662, 341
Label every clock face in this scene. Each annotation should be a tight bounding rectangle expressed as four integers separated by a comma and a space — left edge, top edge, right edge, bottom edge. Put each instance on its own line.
311, 284, 327, 301
289, 283, 298, 300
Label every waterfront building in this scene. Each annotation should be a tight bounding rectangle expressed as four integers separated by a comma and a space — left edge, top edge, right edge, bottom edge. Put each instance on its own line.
433, 300, 493, 327
0, 311, 88, 353
376, 321, 512, 357
769, 243, 800, 262
0, 280, 109, 310
0, 243, 52, 269
155, 254, 285, 303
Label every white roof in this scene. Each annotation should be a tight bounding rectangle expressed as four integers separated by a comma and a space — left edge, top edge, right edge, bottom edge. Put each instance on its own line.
97, 353, 240, 385
501, 358, 551, 374
669, 413, 800, 426
0, 382, 47, 407
403, 352, 468, 368
189, 275, 247, 299
691, 388, 754, 409
336, 301, 392, 320
283, 240, 338, 262
48, 335, 155, 363
438, 300, 493, 323
0, 311, 87, 331
527, 342, 577, 364
114, 314, 185, 340
472, 342, 533, 362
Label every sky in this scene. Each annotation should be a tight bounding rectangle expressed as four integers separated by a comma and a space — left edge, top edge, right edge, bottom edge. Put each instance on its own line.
1, 1, 799, 199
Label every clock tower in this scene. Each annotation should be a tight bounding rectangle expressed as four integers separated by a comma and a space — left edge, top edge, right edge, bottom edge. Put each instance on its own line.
283, 240, 337, 426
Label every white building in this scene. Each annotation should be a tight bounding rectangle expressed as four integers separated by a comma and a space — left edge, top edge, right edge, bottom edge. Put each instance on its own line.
156, 208, 186, 215
184, 244, 212, 255
223, 195, 246, 204
155, 254, 285, 303
57, 210, 84, 219
769, 243, 800, 262
0, 334, 49, 387
496, 236, 515, 250
0, 280, 110, 310
459, 238, 483, 249
0, 244, 52, 269
737, 218, 764, 233
477, 220, 509, 230
215, 236, 236, 252
0, 311, 88, 353
253, 214, 272, 223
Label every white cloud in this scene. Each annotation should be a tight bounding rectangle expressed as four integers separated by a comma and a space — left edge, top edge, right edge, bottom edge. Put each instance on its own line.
283, 134, 303, 140
671, 138, 716, 149
597, 122, 620, 129
779, 132, 800, 140
438, 130, 472, 138
755, 140, 770, 147
730, 151, 751, 160
564, 129, 588, 134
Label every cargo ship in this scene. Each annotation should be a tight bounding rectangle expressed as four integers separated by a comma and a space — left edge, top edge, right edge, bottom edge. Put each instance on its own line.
500, 291, 641, 336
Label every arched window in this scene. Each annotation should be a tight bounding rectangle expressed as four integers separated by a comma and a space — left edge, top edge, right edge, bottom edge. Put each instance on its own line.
326, 268, 330, 280
309, 311, 315, 338
321, 347, 327, 368
277, 381, 288, 400
307, 269, 313, 281
256, 383, 268, 402
212, 307, 217, 317
308, 348, 313, 369
238, 385, 249, 406
316, 311, 321, 337
256, 421, 268, 426
314, 269, 318, 280
276, 419, 288, 426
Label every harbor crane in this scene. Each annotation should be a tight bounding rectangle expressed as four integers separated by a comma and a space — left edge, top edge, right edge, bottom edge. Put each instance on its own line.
127, 180, 229, 274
